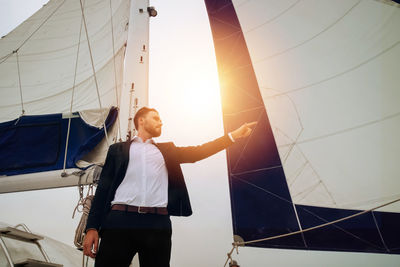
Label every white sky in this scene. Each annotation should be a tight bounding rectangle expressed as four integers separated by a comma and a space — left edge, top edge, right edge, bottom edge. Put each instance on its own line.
0, 1, 399, 266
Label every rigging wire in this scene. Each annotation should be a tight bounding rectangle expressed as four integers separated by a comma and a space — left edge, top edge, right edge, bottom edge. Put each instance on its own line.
109, 0, 122, 141
223, 196, 400, 267
79, 0, 110, 146
15, 51, 25, 116
62, 0, 85, 175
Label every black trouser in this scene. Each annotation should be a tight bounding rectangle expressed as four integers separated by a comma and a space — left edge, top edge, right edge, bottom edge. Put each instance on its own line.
95, 211, 172, 267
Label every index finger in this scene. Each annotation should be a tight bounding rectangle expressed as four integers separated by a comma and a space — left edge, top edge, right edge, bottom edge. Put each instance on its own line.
246, 121, 258, 128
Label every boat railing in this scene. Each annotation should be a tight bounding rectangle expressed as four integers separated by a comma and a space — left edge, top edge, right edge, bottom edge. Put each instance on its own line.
0, 224, 63, 267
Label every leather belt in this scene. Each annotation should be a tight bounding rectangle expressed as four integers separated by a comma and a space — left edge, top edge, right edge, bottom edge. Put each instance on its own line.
111, 204, 168, 215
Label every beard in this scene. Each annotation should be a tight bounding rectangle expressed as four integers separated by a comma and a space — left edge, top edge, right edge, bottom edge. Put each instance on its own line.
145, 124, 161, 137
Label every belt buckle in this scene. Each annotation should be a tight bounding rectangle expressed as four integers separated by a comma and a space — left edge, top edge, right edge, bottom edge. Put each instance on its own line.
138, 206, 147, 214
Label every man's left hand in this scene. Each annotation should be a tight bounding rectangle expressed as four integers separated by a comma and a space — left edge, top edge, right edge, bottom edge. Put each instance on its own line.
230, 121, 257, 140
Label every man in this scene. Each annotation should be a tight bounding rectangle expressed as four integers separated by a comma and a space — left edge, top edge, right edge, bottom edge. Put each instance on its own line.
83, 107, 256, 267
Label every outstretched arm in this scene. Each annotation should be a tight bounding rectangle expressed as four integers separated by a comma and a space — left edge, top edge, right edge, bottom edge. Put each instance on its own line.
176, 122, 257, 163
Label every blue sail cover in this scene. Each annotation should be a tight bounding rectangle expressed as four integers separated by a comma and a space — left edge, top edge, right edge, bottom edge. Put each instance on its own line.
0, 107, 118, 176
204, 0, 400, 254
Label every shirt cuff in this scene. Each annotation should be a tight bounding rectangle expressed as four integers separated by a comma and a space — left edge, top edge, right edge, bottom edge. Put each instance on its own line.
228, 132, 235, 143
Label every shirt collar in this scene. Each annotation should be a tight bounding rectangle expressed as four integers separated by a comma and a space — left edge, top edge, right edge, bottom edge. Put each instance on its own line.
132, 135, 156, 145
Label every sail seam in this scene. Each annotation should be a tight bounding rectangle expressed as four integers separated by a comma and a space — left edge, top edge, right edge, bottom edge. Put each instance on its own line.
223, 106, 264, 116
230, 109, 263, 172
278, 110, 400, 147
253, 0, 361, 63
371, 211, 390, 252
15, 51, 25, 116
245, 0, 301, 34
14, 0, 67, 56
264, 40, 400, 97
237, 197, 400, 246
231, 166, 282, 176
296, 207, 387, 250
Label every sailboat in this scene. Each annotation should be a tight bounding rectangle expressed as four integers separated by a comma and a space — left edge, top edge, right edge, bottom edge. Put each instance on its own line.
1, 0, 400, 266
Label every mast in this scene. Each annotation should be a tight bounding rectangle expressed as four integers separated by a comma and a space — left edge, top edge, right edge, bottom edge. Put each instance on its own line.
120, 0, 154, 141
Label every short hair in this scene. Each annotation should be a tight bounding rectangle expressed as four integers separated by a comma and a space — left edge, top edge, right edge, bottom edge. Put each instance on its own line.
133, 107, 158, 130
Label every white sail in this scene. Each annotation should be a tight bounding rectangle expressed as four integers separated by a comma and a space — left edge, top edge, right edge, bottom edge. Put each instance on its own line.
0, 0, 129, 121
231, 0, 400, 213
0, 0, 152, 193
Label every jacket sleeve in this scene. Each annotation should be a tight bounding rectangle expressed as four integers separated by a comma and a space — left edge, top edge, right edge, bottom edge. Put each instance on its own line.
85, 144, 116, 232
175, 135, 234, 164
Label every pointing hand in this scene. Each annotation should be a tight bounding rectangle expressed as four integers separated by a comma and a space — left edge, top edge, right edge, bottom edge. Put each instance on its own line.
230, 121, 257, 140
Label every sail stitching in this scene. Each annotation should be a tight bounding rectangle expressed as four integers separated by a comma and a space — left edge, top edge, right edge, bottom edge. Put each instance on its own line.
278, 110, 400, 147
231, 166, 282, 176
208, 1, 234, 15
232, 172, 362, 247
261, 87, 304, 163
292, 200, 308, 248
275, 126, 337, 205
292, 181, 322, 200
224, 106, 264, 116
341, 193, 400, 209
371, 211, 390, 252
245, 0, 301, 34
0, 53, 14, 65
4, 0, 67, 62
0, 72, 122, 109
252, 0, 361, 63
236, 197, 400, 246
232, 174, 292, 204
231, 109, 263, 172
287, 161, 308, 187
0, 46, 126, 102
264, 40, 400, 98
215, 28, 241, 42
297, 207, 388, 250
224, 197, 399, 266
210, 16, 241, 31
228, 83, 265, 106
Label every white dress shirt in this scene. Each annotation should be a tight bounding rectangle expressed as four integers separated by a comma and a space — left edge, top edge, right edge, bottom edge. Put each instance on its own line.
111, 136, 168, 208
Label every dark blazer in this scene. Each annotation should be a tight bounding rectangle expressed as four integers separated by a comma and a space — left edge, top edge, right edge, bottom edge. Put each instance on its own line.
85, 135, 233, 231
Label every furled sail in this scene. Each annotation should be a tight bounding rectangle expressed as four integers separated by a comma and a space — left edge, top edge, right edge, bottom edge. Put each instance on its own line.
0, 0, 132, 193
205, 0, 400, 254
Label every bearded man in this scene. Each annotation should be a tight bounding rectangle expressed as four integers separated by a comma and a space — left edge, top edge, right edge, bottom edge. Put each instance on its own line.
83, 107, 256, 267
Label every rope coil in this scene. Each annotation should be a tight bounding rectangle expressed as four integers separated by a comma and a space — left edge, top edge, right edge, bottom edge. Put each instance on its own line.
73, 184, 95, 250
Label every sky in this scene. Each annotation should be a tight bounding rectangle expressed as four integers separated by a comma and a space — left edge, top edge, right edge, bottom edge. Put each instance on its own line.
0, 0, 399, 266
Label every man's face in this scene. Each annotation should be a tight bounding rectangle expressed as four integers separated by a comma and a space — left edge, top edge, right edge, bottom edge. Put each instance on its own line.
142, 111, 162, 137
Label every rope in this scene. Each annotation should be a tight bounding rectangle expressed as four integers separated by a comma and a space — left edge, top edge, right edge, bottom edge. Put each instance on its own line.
109, 0, 122, 141
73, 184, 94, 250
224, 197, 400, 266
15, 51, 25, 116
62, 0, 85, 174
79, 0, 110, 146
